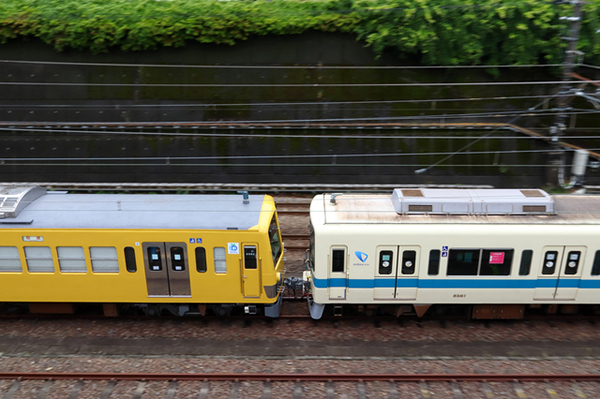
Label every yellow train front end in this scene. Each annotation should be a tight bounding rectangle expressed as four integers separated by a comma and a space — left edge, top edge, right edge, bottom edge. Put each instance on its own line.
0, 187, 285, 317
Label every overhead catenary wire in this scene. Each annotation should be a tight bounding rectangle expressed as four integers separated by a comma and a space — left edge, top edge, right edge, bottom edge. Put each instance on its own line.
0, 80, 591, 88
0, 127, 570, 140
0, 60, 568, 69
2, 108, 596, 129
0, 94, 556, 109
0, 148, 592, 163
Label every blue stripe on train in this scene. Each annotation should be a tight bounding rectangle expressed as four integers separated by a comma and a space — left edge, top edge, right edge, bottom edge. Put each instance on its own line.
313, 277, 596, 289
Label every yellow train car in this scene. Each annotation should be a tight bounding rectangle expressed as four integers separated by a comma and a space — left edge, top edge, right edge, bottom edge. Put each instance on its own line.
0, 186, 285, 317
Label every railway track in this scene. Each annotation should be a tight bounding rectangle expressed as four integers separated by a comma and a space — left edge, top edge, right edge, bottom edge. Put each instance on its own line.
0, 182, 494, 194
1, 372, 599, 398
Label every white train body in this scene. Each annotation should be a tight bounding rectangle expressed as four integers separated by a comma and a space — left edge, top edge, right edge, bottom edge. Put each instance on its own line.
304, 189, 600, 319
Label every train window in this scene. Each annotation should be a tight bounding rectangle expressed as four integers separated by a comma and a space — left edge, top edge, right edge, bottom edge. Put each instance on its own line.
90, 247, 119, 273
519, 250, 533, 276
378, 251, 394, 275
480, 249, 513, 276
196, 247, 207, 273
447, 249, 480, 276
331, 249, 345, 273
542, 251, 558, 275
565, 251, 581, 275
428, 250, 440, 276
214, 247, 227, 273
308, 221, 315, 272
24, 246, 54, 273
269, 216, 282, 264
401, 250, 416, 275
57, 247, 87, 273
170, 247, 186, 272
147, 247, 162, 271
124, 247, 137, 273
244, 246, 258, 269
0, 246, 22, 272
592, 251, 600, 276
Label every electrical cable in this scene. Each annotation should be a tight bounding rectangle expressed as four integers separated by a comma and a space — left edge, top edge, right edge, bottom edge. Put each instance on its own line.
0, 80, 590, 87
0, 59, 568, 70
0, 94, 554, 109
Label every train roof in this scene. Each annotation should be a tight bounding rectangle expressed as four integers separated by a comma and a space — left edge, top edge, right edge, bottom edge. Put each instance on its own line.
0, 186, 269, 230
311, 191, 600, 226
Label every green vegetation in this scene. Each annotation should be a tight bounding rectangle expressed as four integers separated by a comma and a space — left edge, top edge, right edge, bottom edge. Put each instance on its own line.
1, 0, 599, 65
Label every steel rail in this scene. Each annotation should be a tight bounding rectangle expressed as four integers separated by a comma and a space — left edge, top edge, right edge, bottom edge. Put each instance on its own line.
0, 372, 598, 382
0, 182, 494, 193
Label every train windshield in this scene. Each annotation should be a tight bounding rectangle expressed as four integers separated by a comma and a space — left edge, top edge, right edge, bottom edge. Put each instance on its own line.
308, 220, 315, 271
269, 215, 282, 265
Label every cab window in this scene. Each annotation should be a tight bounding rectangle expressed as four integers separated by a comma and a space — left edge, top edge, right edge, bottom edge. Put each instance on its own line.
269, 215, 282, 264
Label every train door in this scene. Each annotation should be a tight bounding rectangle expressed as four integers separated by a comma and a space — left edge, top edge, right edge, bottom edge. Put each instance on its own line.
329, 246, 348, 300
143, 242, 191, 297
533, 246, 585, 300
374, 246, 397, 299
373, 246, 420, 300
241, 244, 261, 298
396, 247, 420, 300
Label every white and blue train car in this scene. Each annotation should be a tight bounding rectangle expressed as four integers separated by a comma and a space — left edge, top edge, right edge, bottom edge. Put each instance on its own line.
304, 188, 600, 319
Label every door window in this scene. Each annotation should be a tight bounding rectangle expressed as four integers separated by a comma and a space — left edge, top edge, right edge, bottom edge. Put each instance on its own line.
147, 246, 163, 272
564, 251, 581, 275
332, 249, 345, 273
401, 250, 416, 275
542, 251, 558, 275
244, 246, 257, 269
170, 246, 186, 271
378, 250, 393, 275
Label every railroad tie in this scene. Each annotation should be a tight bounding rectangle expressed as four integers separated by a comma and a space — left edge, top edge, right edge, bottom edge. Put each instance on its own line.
545, 382, 560, 399
388, 380, 399, 399
67, 380, 84, 399
450, 380, 464, 399
2, 380, 20, 399
131, 381, 147, 399
229, 379, 240, 399
418, 380, 431, 398
197, 381, 210, 399
99, 380, 117, 399
165, 380, 178, 399
34, 379, 54, 399
357, 380, 366, 399
480, 381, 495, 398
292, 380, 303, 399
325, 381, 335, 399
513, 381, 528, 399
261, 380, 272, 399
571, 382, 587, 398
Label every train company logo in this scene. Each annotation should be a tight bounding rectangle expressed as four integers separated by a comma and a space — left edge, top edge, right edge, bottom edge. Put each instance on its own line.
228, 242, 240, 255
355, 251, 369, 262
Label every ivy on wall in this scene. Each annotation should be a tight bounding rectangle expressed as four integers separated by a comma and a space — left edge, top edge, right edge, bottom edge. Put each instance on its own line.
1, 0, 599, 65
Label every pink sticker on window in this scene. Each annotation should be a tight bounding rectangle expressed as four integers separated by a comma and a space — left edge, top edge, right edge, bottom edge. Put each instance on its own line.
489, 252, 505, 264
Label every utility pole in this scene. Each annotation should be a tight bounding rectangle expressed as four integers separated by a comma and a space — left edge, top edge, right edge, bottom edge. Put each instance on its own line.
553, 0, 584, 136
549, 0, 585, 187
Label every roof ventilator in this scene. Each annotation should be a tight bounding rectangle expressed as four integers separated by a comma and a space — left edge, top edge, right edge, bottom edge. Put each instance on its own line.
0, 186, 47, 219
391, 188, 554, 215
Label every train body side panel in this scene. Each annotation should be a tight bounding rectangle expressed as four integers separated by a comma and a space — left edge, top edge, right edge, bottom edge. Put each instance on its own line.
308, 194, 600, 307
0, 228, 282, 304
